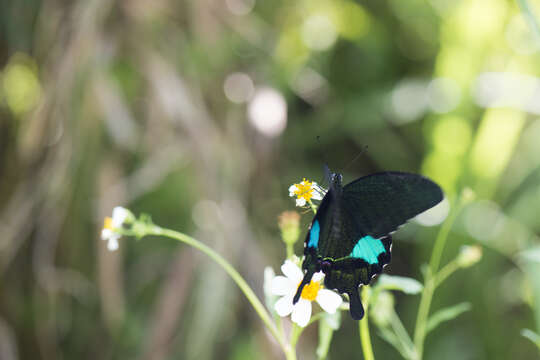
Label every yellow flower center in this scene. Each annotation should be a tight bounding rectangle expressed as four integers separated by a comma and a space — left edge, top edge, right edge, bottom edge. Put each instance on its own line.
103, 217, 113, 230
299, 280, 321, 301
294, 179, 314, 202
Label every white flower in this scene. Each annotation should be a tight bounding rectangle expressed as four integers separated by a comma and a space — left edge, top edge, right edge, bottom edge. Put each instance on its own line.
100, 207, 133, 251
271, 260, 342, 327
111, 206, 130, 227
101, 222, 120, 251
288, 179, 325, 207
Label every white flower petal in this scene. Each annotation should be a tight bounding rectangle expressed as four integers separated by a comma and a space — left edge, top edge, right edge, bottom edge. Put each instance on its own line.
263, 267, 276, 297
311, 190, 323, 200
291, 299, 312, 327
316, 289, 343, 314
275, 295, 294, 317
312, 272, 324, 282
296, 198, 306, 207
288, 185, 298, 196
101, 228, 113, 241
112, 207, 129, 227
312, 183, 327, 197
281, 260, 304, 283
107, 237, 119, 251
271, 276, 293, 296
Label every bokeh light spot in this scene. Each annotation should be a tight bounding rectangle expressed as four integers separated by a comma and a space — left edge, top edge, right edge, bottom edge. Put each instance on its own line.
2, 53, 41, 115
335, 1, 370, 40
301, 14, 338, 51
427, 77, 461, 113
432, 116, 472, 156
470, 108, 525, 179
247, 87, 287, 137
390, 78, 428, 124
290, 67, 328, 105
224, 72, 254, 104
226, 0, 255, 16
421, 152, 461, 195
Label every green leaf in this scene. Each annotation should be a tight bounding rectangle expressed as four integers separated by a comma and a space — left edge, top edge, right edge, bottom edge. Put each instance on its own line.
521, 329, 540, 350
376, 274, 423, 294
426, 302, 471, 334
376, 327, 411, 359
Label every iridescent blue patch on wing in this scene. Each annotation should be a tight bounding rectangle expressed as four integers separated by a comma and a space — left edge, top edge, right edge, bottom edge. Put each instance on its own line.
307, 220, 320, 248
350, 236, 386, 264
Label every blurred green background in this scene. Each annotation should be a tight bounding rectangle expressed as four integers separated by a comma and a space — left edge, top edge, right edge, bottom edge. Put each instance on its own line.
2, 0, 540, 359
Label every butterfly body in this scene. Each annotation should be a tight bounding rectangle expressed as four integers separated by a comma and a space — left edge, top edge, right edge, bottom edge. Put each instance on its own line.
293, 170, 443, 320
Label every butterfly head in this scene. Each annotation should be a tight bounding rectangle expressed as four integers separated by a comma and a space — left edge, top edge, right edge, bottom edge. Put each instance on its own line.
329, 172, 343, 194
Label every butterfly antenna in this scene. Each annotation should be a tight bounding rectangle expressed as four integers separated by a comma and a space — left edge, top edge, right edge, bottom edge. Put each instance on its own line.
343, 145, 369, 172
317, 135, 332, 187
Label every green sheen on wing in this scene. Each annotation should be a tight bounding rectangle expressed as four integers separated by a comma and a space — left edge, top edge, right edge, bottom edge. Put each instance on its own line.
350, 236, 386, 264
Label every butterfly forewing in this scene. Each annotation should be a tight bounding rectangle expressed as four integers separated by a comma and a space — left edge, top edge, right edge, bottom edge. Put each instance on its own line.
341, 172, 444, 238
312, 192, 360, 259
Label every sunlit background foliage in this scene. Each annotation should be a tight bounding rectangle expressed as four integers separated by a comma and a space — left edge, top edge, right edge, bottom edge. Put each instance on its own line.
1, 0, 540, 359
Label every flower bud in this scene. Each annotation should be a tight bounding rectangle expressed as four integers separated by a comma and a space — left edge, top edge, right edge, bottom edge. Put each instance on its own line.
457, 245, 482, 268
461, 187, 476, 204
278, 211, 301, 246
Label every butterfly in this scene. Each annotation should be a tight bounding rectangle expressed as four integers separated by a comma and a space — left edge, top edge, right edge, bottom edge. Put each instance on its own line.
293, 168, 443, 320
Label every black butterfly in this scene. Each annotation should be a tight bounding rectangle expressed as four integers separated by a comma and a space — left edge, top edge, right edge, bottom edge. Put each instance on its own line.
293, 169, 443, 320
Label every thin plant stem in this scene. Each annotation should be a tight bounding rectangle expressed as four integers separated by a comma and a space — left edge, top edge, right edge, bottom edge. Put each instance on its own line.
144, 226, 292, 356
290, 323, 303, 348
308, 200, 318, 214
413, 196, 463, 359
434, 259, 460, 288
359, 286, 375, 360
307, 312, 325, 326
286, 243, 294, 259
428, 200, 460, 274
413, 275, 434, 360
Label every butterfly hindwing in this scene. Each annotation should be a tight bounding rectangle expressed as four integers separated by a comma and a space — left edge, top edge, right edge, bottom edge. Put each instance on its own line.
322, 235, 392, 319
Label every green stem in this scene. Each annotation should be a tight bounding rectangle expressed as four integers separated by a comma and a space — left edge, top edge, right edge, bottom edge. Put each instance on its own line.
434, 260, 460, 288
285, 346, 297, 360
286, 243, 294, 259
145, 226, 290, 355
359, 286, 375, 360
428, 200, 459, 275
308, 200, 318, 214
317, 317, 335, 360
413, 196, 463, 359
290, 323, 303, 348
